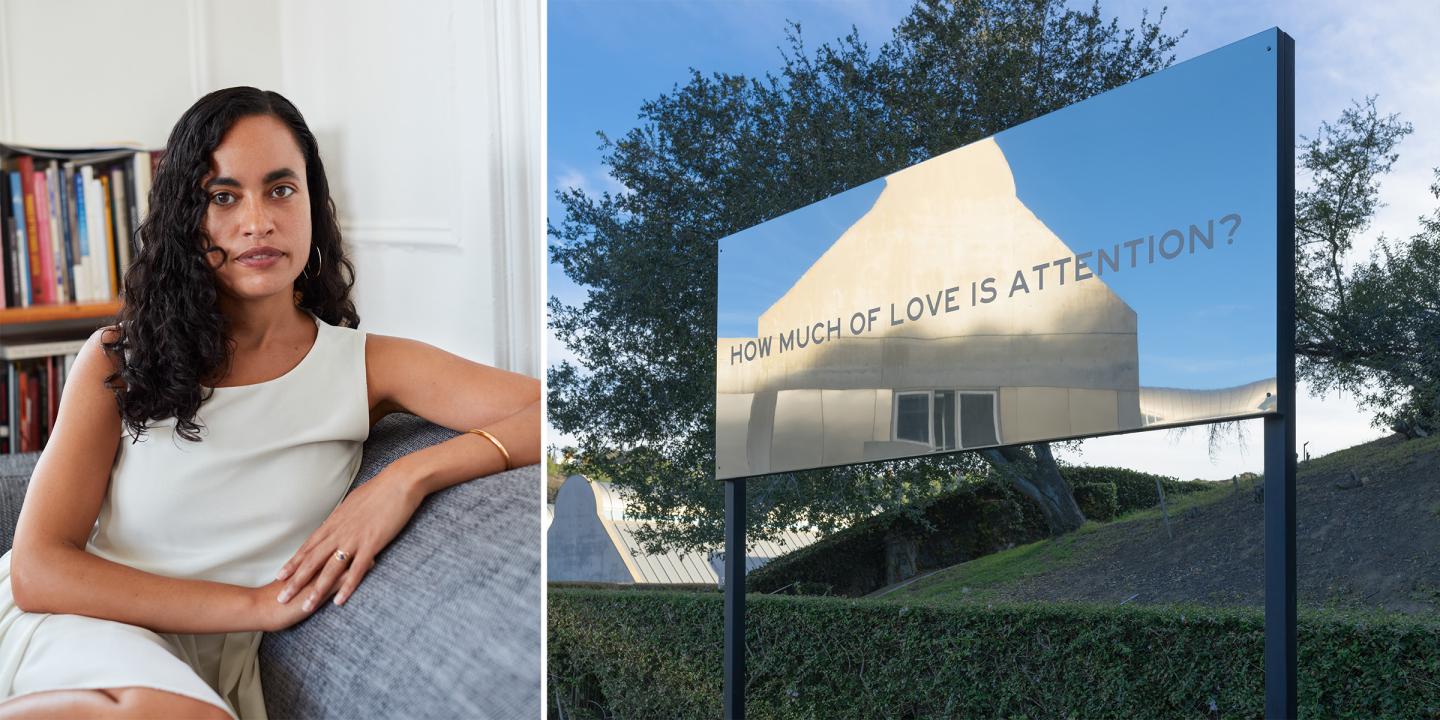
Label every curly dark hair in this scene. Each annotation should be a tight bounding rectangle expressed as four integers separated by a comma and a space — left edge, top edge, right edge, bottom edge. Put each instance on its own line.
102, 87, 360, 442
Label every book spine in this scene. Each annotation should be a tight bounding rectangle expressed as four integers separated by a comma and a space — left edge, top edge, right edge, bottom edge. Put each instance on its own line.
110, 166, 132, 283
0, 366, 8, 454
62, 164, 78, 302
47, 162, 70, 303
44, 356, 57, 445
32, 170, 55, 305
75, 169, 90, 302
10, 171, 31, 307
86, 174, 107, 302
25, 366, 38, 453
19, 156, 42, 305
100, 174, 118, 299
0, 158, 9, 309
4, 363, 15, 455
4, 213, 15, 310
134, 151, 152, 233
17, 366, 30, 453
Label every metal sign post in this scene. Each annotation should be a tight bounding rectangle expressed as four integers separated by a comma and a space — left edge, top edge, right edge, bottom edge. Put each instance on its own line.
723, 477, 746, 720
1265, 30, 1297, 720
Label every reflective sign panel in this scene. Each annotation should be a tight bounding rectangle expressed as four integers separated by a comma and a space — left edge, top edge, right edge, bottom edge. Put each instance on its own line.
715, 29, 1281, 480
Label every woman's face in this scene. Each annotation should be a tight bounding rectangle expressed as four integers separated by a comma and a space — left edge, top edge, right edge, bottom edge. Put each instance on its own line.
200, 113, 312, 302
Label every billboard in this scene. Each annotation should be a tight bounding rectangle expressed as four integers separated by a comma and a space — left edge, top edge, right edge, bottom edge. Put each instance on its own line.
715, 28, 1282, 480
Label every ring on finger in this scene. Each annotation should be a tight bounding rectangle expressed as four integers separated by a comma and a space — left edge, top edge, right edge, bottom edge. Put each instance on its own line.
334, 549, 351, 563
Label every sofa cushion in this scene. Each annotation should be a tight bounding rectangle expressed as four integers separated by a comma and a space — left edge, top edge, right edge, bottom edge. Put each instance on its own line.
0, 453, 37, 555
258, 413, 540, 719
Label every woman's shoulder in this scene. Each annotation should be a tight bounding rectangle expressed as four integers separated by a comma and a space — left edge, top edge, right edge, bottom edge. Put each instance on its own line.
60, 324, 127, 397
88, 325, 126, 380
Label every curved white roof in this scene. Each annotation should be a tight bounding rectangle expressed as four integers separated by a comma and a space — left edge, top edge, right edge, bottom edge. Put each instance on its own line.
548, 475, 818, 586
1139, 378, 1277, 427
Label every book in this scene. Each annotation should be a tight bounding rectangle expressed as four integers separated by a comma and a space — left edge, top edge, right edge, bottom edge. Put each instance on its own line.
0, 143, 155, 307
0, 338, 87, 361
0, 372, 8, 454
18, 156, 43, 305
84, 169, 108, 301
46, 161, 69, 303
110, 166, 132, 279
4, 363, 15, 453
0, 169, 10, 308
73, 169, 90, 302
100, 174, 119, 299
32, 170, 56, 305
9, 171, 31, 307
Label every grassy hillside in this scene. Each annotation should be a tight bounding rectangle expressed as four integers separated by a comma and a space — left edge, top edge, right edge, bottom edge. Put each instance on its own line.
883, 433, 1440, 616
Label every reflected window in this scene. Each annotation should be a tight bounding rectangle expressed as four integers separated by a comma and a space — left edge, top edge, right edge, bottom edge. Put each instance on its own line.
934, 390, 957, 451
959, 392, 998, 448
894, 389, 999, 451
895, 392, 930, 444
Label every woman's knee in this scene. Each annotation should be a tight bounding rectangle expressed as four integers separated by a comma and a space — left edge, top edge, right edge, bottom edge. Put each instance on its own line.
105, 687, 231, 719
0, 687, 230, 719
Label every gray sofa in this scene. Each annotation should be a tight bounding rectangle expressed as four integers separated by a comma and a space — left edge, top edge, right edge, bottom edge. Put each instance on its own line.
0, 413, 540, 719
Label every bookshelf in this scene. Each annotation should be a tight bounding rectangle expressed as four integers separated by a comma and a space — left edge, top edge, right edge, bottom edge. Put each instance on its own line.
1, 143, 156, 454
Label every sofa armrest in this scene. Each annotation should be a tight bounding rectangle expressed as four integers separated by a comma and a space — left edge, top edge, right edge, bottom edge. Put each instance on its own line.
0, 453, 39, 555
259, 413, 541, 719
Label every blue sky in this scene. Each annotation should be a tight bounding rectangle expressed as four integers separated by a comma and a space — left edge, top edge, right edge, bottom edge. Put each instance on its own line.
547, 0, 1440, 477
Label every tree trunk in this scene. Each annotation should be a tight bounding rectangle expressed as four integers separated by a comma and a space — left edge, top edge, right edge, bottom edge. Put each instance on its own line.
883, 527, 919, 586
980, 442, 1086, 536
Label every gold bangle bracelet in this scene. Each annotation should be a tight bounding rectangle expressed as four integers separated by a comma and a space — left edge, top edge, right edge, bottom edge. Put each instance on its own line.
466, 429, 512, 471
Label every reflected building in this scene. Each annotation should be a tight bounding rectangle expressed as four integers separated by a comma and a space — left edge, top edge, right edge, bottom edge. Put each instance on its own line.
716, 138, 1272, 480
546, 475, 818, 585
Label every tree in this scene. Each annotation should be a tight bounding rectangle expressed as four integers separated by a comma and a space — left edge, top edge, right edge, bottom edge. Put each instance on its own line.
1292, 98, 1440, 438
549, 0, 1183, 552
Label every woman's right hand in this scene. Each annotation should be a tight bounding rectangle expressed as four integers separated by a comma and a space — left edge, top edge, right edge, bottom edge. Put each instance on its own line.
249, 578, 320, 632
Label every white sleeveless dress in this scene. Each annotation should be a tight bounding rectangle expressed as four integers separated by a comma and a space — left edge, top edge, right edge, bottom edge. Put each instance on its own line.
0, 313, 369, 719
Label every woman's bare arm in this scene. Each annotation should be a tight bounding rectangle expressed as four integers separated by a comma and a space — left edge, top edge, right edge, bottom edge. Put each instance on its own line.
364, 333, 542, 486
8, 328, 311, 633
274, 333, 540, 608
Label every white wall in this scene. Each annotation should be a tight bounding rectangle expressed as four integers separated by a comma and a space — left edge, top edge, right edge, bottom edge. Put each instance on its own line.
0, 0, 541, 376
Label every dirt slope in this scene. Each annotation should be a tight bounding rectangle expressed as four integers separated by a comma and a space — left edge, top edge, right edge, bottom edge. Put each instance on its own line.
888, 433, 1440, 615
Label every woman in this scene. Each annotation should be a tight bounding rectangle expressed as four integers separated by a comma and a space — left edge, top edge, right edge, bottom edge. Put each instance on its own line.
0, 88, 540, 719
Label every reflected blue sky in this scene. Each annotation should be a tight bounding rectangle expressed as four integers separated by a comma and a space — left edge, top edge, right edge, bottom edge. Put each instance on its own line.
717, 27, 1279, 390
997, 28, 1278, 388
717, 179, 885, 337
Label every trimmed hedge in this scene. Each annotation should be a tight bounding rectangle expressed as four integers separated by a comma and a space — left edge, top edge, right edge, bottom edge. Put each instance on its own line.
549, 588, 1440, 719
1065, 466, 1214, 516
747, 476, 1047, 596
1073, 481, 1118, 521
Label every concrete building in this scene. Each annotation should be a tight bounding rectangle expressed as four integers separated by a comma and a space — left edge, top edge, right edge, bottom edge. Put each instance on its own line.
546, 475, 818, 585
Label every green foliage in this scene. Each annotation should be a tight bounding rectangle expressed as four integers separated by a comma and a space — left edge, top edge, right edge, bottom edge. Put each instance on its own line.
1072, 481, 1118, 522
549, 588, 1440, 719
1065, 466, 1211, 516
898, 532, 1096, 603
748, 467, 1209, 598
747, 475, 1047, 596
1302, 432, 1440, 478
1295, 97, 1440, 437
548, 0, 1184, 552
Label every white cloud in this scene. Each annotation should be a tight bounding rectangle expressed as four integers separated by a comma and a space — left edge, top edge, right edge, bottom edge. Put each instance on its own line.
553, 165, 592, 196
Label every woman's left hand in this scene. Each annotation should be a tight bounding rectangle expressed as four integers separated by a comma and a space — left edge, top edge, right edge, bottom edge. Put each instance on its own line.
273, 471, 424, 610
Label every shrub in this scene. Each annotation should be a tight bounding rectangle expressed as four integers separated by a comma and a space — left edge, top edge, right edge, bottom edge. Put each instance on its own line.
549, 588, 1440, 720
747, 476, 1047, 597
1065, 466, 1212, 516
1073, 481, 1118, 522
